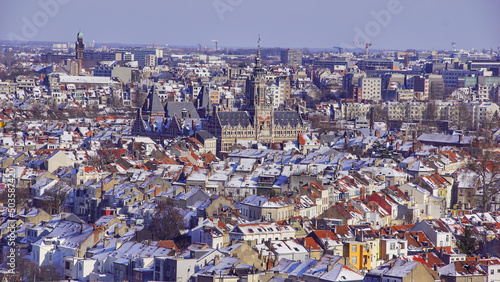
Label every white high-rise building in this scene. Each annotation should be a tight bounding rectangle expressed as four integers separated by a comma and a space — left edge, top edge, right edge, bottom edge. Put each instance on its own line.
358, 77, 382, 101
145, 54, 157, 67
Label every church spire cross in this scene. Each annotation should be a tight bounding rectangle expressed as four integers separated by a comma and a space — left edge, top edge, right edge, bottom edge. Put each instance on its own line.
254, 35, 263, 77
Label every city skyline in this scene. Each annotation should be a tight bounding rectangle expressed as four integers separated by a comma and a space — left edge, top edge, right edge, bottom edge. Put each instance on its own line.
0, 0, 499, 50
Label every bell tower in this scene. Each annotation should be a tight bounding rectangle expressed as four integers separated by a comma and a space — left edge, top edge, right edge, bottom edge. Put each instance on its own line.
75, 30, 85, 62
250, 36, 273, 143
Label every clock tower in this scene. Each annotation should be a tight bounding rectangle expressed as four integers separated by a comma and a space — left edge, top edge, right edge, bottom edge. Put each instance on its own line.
75, 31, 85, 62
246, 37, 273, 143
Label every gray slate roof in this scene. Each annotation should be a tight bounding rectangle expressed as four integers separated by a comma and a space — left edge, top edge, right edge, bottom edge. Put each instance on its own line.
165, 102, 200, 119
195, 130, 216, 142
274, 111, 302, 127
217, 111, 253, 127
142, 86, 165, 115
196, 85, 212, 110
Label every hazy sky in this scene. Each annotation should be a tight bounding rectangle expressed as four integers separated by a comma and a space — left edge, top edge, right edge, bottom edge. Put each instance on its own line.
1, 0, 499, 50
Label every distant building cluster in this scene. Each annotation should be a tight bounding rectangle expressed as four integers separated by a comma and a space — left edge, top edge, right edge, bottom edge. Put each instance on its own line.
0, 31, 499, 282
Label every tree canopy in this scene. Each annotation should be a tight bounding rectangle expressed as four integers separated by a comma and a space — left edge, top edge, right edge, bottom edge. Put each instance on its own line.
457, 226, 476, 255
149, 201, 186, 240
466, 152, 500, 212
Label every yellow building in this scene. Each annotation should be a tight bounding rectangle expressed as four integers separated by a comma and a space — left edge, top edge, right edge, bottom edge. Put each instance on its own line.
343, 241, 371, 271
209, 89, 220, 105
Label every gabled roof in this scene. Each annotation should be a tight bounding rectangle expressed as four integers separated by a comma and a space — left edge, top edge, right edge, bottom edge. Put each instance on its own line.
438, 261, 487, 277
142, 86, 165, 115
368, 259, 420, 278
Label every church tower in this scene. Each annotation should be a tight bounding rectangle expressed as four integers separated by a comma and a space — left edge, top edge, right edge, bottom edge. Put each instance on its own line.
246, 37, 273, 143
75, 31, 85, 62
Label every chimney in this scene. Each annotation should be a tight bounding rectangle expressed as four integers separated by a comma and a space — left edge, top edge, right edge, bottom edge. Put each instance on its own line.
214, 255, 220, 265
103, 237, 110, 248
116, 240, 122, 250
266, 257, 275, 270
327, 264, 334, 272
114, 224, 120, 237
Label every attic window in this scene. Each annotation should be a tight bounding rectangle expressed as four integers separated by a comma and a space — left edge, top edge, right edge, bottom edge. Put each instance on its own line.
294, 247, 300, 252
248, 229, 254, 233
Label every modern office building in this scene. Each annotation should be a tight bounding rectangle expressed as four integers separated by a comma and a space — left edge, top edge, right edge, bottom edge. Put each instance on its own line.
281, 49, 302, 66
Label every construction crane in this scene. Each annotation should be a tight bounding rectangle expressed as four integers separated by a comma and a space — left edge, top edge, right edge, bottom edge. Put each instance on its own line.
333, 46, 343, 54
451, 42, 456, 51
211, 40, 218, 52
353, 42, 372, 57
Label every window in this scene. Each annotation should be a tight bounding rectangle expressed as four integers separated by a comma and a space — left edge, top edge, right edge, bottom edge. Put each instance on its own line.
491, 270, 495, 275
352, 256, 357, 264
352, 245, 357, 252
390, 243, 396, 250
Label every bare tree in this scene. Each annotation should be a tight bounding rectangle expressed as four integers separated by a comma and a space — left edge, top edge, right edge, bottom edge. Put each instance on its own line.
87, 140, 118, 170
38, 263, 64, 282
42, 187, 69, 214
16, 256, 39, 282
0, 186, 31, 212
454, 102, 473, 130
423, 101, 438, 120
372, 104, 389, 122
132, 88, 147, 108
466, 152, 500, 212
149, 201, 186, 240
111, 94, 123, 109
